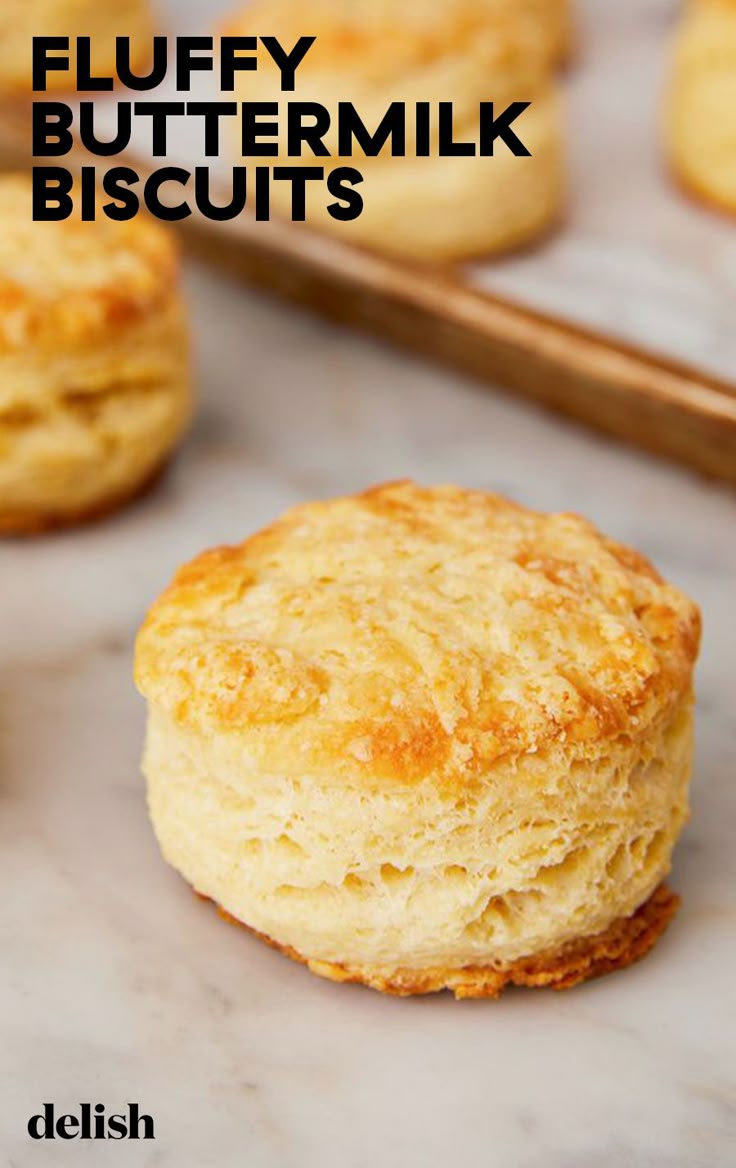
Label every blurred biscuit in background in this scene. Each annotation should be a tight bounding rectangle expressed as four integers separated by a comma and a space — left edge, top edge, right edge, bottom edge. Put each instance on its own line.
666, 0, 736, 214
484, 0, 572, 67
0, 0, 154, 95
220, 0, 566, 260
0, 174, 191, 534
136, 481, 699, 998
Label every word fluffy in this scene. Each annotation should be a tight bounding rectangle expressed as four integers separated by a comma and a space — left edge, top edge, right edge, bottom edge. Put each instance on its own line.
32, 35, 314, 93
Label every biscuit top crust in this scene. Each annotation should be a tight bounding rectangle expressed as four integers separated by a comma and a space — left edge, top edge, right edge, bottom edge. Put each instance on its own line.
221, 0, 550, 87
135, 482, 700, 785
0, 175, 179, 351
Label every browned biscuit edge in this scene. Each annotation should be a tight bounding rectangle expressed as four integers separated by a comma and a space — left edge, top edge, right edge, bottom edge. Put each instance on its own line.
0, 456, 170, 537
200, 883, 680, 999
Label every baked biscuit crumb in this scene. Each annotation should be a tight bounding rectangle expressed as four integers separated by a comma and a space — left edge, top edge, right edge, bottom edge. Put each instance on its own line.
137, 482, 699, 995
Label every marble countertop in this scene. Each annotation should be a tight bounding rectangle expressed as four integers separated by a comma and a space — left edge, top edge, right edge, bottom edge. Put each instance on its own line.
2, 258, 735, 1168
3, 0, 736, 1162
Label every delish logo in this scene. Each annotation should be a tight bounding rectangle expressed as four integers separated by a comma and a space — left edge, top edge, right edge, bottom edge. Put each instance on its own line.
28, 1103, 154, 1141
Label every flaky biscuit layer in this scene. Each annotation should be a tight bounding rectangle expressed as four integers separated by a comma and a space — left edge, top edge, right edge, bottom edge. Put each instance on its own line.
137, 482, 699, 985
0, 175, 191, 532
145, 692, 691, 970
212, 884, 680, 998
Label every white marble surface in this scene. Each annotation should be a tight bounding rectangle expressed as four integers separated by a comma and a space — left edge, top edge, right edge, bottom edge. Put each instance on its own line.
3, 0, 736, 1163
2, 259, 736, 1167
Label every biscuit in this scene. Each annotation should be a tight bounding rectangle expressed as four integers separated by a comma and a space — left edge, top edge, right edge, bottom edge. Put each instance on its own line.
483, 0, 572, 67
666, 0, 736, 214
0, 174, 191, 534
0, 0, 153, 95
135, 482, 700, 998
220, 0, 565, 259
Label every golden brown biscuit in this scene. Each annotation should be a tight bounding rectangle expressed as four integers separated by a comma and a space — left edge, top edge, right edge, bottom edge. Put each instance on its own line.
135, 482, 700, 997
220, 0, 565, 259
0, 174, 191, 534
666, 0, 736, 214
0, 0, 153, 95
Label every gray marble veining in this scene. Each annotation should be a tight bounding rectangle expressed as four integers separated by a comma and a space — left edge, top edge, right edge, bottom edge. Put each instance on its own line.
3, 0, 736, 1162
